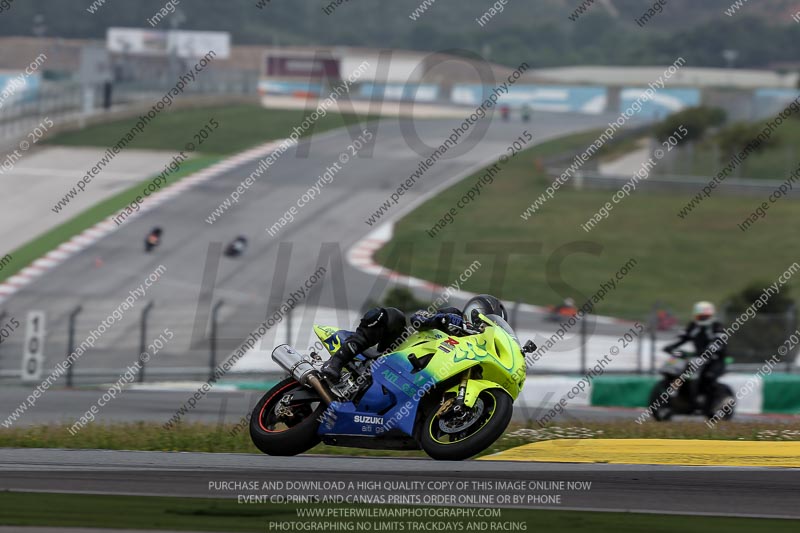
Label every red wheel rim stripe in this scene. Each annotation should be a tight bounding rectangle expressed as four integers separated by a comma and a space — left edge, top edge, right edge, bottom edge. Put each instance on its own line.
257, 380, 300, 433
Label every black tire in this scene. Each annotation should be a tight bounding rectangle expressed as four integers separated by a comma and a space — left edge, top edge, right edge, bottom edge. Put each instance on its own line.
648, 380, 674, 422
420, 388, 513, 461
249, 377, 327, 456
707, 384, 735, 421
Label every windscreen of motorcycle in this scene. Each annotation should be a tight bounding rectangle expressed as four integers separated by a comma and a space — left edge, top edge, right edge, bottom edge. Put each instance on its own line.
484, 314, 519, 344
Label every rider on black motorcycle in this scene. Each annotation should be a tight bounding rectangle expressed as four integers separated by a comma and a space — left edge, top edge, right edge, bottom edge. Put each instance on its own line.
662, 301, 727, 411
225, 235, 249, 257
321, 294, 507, 383
144, 227, 162, 253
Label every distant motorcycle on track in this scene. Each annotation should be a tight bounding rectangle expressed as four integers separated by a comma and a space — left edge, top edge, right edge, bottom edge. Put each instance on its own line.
224, 236, 248, 258
144, 227, 162, 253
649, 350, 735, 421
545, 298, 578, 322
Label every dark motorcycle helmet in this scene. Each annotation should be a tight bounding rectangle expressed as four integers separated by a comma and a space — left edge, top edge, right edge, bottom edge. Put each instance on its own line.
463, 294, 508, 325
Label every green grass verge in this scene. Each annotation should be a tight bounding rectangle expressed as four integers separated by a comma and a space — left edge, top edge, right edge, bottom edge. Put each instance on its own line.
596, 132, 650, 162
0, 492, 796, 532
44, 104, 373, 155
374, 130, 800, 319
1, 421, 797, 458
1, 105, 371, 283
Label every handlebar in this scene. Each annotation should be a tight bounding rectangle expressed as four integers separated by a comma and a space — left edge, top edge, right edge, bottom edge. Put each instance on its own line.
456, 323, 483, 336
665, 349, 693, 358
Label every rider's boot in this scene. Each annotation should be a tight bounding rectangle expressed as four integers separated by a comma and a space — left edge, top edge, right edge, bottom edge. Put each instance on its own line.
321, 341, 358, 383
321, 354, 347, 382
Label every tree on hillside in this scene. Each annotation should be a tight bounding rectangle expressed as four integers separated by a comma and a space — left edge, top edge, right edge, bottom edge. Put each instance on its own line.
722, 281, 797, 363
0, 3, 798, 70
716, 122, 781, 160
654, 107, 726, 145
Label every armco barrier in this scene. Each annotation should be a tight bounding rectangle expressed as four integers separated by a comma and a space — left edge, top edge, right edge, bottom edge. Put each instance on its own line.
524, 373, 800, 415
590, 375, 658, 408
762, 374, 800, 414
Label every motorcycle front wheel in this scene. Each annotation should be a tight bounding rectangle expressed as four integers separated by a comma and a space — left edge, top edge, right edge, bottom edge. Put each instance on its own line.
420, 388, 513, 461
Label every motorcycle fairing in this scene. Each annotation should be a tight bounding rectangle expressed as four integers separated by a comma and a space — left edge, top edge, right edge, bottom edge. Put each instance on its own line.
319, 351, 432, 437
314, 325, 355, 357
318, 330, 454, 438
317, 318, 526, 438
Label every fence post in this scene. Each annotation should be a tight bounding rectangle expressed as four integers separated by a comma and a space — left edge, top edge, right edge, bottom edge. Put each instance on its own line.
579, 314, 587, 374
217, 396, 228, 431
137, 301, 155, 383
209, 300, 224, 381
511, 301, 520, 331
66, 305, 83, 388
0, 311, 6, 362
787, 305, 797, 373
636, 328, 643, 374
649, 324, 656, 374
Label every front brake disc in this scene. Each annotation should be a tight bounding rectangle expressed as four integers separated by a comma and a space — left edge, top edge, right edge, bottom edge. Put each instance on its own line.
438, 398, 485, 434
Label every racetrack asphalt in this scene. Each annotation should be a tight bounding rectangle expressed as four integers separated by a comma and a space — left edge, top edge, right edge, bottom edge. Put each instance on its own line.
0, 146, 194, 252
1, 448, 798, 519
0, 112, 636, 381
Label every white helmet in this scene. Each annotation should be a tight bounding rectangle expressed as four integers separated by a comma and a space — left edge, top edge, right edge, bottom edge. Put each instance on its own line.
693, 301, 715, 325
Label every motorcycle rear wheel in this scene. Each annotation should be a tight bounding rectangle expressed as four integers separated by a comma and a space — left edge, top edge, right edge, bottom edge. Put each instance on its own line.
249, 377, 327, 456
707, 384, 735, 421
649, 380, 674, 421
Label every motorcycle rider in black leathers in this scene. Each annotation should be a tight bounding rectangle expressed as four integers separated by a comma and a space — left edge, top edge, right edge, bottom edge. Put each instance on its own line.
321, 295, 507, 383
663, 301, 727, 412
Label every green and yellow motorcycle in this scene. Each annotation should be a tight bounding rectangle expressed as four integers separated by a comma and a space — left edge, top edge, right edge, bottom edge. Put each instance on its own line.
250, 305, 535, 460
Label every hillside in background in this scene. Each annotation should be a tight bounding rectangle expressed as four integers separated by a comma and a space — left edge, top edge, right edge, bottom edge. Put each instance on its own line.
596, 0, 800, 27
1, 0, 799, 69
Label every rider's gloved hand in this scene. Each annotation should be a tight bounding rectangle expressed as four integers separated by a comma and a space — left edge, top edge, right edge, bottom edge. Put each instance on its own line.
411, 311, 465, 334
410, 310, 434, 327
434, 313, 465, 335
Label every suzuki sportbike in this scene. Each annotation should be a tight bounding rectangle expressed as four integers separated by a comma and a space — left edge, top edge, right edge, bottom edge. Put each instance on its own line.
249, 313, 535, 460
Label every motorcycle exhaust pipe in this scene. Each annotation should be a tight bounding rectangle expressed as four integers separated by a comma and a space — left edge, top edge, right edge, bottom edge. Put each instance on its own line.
272, 344, 334, 405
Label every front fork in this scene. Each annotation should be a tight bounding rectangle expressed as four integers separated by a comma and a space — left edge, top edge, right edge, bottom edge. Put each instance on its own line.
453, 368, 472, 413
435, 368, 472, 419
